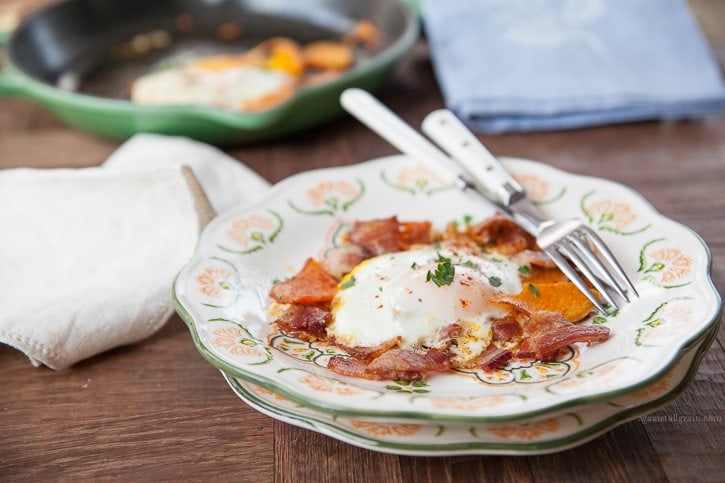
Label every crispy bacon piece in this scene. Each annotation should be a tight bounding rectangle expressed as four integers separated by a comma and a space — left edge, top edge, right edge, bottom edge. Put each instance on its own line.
321, 245, 368, 280
269, 258, 338, 304
274, 304, 331, 341
399, 221, 432, 247
348, 217, 404, 255
327, 356, 368, 378
491, 316, 522, 342
525, 311, 609, 358
475, 345, 512, 370
472, 215, 535, 255
334, 337, 402, 362
364, 348, 451, 381
500, 300, 610, 359
327, 348, 452, 381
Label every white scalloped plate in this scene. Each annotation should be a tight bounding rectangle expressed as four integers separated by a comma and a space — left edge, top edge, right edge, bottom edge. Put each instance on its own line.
223, 322, 717, 455
174, 155, 721, 424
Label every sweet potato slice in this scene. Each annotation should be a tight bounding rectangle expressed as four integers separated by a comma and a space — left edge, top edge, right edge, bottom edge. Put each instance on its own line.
342, 20, 382, 52
523, 266, 570, 284
303, 41, 354, 71
508, 282, 595, 322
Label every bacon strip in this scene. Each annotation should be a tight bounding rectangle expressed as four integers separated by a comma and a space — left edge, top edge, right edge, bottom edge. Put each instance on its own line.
475, 345, 512, 370
491, 317, 522, 343
399, 221, 432, 246
274, 305, 331, 341
518, 309, 609, 359
321, 245, 368, 280
326, 356, 368, 378
269, 258, 338, 304
327, 348, 451, 381
472, 215, 535, 255
497, 299, 609, 359
348, 217, 404, 255
334, 337, 401, 362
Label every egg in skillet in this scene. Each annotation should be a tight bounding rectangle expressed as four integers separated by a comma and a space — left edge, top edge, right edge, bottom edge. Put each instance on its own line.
131, 60, 295, 111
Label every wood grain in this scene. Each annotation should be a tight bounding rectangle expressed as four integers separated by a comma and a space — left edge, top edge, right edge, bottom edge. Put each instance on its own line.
1, 0, 724, 480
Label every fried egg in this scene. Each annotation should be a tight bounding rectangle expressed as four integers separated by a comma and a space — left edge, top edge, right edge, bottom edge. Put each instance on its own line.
328, 247, 522, 365
131, 62, 294, 110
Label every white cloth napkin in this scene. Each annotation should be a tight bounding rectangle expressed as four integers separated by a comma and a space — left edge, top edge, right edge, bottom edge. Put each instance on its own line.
0, 135, 271, 369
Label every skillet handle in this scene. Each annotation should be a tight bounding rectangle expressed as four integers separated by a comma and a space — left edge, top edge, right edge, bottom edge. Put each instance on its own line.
0, 56, 26, 97
0, 6, 27, 97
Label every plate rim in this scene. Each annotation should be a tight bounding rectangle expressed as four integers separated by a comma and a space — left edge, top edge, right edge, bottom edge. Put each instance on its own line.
222, 321, 719, 455
174, 155, 723, 424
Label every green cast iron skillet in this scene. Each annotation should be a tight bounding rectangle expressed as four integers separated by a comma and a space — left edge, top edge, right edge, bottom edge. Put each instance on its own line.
0, 0, 418, 145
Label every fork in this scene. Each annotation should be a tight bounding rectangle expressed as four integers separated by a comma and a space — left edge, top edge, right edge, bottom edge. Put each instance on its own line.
421, 109, 638, 314
340, 88, 638, 314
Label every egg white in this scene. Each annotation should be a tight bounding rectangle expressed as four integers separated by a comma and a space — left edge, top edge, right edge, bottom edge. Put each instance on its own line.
327, 247, 522, 365
131, 64, 292, 110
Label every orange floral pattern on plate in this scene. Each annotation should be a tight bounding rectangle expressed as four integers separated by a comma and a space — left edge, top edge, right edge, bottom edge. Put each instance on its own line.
489, 418, 560, 440
349, 420, 422, 437
196, 267, 234, 298
227, 214, 276, 247
211, 326, 261, 357
251, 384, 290, 402
628, 374, 672, 400
513, 174, 549, 201
429, 396, 505, 411
307, 180, 359, 206
649, 248, 693, 283
550, 362, 625, 392
396, 164, 447, 190
298, 373, 363, 396
586, 200, 637, 231
641, 305, 693, 342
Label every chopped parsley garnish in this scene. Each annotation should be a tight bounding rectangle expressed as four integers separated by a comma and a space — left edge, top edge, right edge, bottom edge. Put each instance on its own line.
488, 276, 502, 287
518, 265, 530, 274
411, 262, 418, 269
340, 276, 356, 289
378, 286, 383, 292
426, 254, 455, 287
463, 214, 473, 225
528, 283, 540, 297
418, 298, 423, 303
433, 239, 441, 249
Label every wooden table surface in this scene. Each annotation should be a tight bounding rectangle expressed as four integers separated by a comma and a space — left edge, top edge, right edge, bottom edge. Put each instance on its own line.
1, 2, 724, 481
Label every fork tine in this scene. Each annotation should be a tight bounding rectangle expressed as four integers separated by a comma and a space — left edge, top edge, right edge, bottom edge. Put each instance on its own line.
557, 241, 620, 311
544, 247, 609, 315
566, 233, 629, 303
579, 226, 639, 298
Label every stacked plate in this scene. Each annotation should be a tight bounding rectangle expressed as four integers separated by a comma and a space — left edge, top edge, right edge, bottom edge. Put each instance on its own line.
174, 156, 721, 455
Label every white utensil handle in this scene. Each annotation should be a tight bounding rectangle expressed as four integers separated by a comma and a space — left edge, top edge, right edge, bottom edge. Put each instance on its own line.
421, 109, 524, 206
340, 89, 466, 189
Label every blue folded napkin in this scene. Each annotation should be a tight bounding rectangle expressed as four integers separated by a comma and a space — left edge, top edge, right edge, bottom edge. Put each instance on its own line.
423, 0, 725, 132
